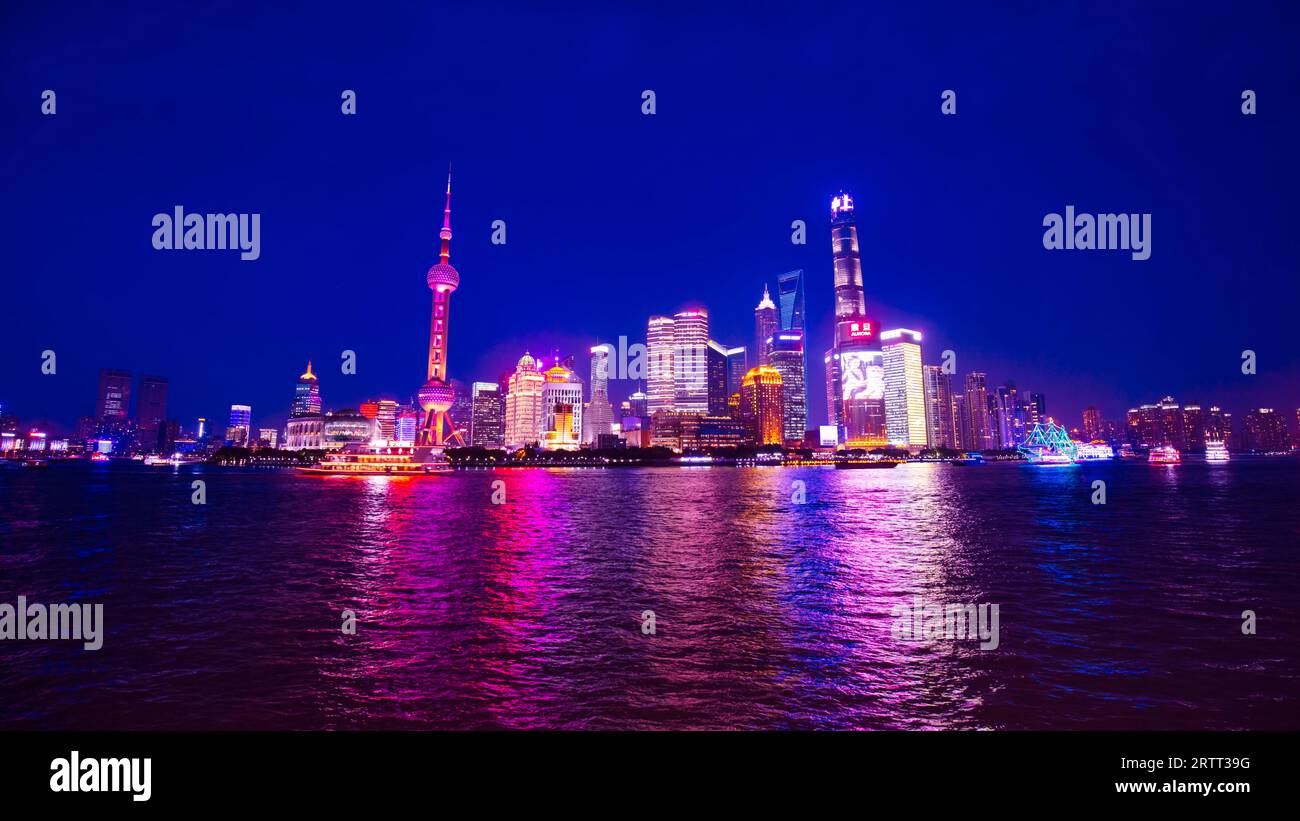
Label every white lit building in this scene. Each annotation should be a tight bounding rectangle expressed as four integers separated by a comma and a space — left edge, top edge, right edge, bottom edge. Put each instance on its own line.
881, 328, 927, 449
647, 315, 676, 414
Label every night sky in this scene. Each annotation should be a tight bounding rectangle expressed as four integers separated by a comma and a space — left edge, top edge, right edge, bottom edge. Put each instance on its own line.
3, 1, 1298, 435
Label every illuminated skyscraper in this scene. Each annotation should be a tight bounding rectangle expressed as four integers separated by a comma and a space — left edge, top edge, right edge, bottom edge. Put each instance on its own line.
1182, 404, 1205, 452
584, 345, 615, 444
470, 382, 505, 448
830, 192, 866, 319
741, 366, 784, 446
375, 399, 398, 442
1082, 406, 1102, 441
394, 406, 420, 444
706, 341, 731, 417
777, 269, 806, 334
824, 192, 881, 444
722, 345, 747, 396
417, 169, 461, 448
542, 359, 583, 450
291, 362, 322, 417
922, 365, 954, 448
96, 369, 132, 419
646, 315, 676, 414
672, 309, 709, 414
881, 329, 926, 449
964, 373, 991, 450
768, 330, 808, 443
1241, 408, 1289, 452
505, 353, 545, 450
227, 404, 252, 447
753, 286, 777, 366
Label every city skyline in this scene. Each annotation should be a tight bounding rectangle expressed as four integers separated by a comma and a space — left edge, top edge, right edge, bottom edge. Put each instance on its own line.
3, 5, 1298, 439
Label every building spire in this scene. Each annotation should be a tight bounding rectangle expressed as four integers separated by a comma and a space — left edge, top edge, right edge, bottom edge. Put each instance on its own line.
300, 360, 316, 380
439, 164, 453, 262
756, 284, 776, 311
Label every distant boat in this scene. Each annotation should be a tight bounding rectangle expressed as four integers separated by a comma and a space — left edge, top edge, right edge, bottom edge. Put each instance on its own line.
1148, 445, 1181, 465
89, 452, 110, 462
1117, 443, 1141, 459
951, 452, 986, 465
300, 443, 452, 476
1076, 440, 1115, 460
835, 457, 902, 469
1205, 440, 1230, 463
1017, 421, 1079, 464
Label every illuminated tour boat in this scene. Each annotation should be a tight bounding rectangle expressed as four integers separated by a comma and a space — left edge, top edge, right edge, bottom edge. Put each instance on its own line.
1017, 421, 1079, 465
300, 444, 451, 476
1075, 440, 1115, 460
1147, 445, 1181, 465
1205, 439, 1230, 463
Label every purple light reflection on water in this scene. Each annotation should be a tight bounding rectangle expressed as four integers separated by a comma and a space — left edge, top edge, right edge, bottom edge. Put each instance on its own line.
0, 460, 1297, 729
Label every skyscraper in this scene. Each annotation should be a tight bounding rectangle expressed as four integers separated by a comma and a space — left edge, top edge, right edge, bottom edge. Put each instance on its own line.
585, 345, 615, 444
753, 286, 778, 367
505, 353, 545, 450
541, 359, 584, 450
830, 192, 866, 319
1182, 404, 1205, 452
376, 399, 398, 442
824, 192, 881, 445
1082, 406, 1102, 441
964, 373, 991, 451
723, 345, 747, 397
417, 169, 461, 448
768, 330, 808, 443
706, 340, 731, 417
881, 329, 926, 449
470, 382, 505, 448
646, 315, 676, 415
291, 361, 322, 417
96, 369, 132, 419
135, 375, 168, 452
227, 404, 252, 447
741, 366, 784, 446
922, 365, 954, 448
777, 269, 805, 334
672, 308, 710, 414
1241, 408, 1289, 452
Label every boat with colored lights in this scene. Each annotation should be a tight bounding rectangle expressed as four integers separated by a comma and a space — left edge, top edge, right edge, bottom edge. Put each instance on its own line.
300, 444, 452, 476
951, 452, 986, 465
1205, 440, 1230, 463
1148, 445, 1181, 465
1075, 440, 1115, 460
1016, 421, 1079, 464
834, 457, 903, 469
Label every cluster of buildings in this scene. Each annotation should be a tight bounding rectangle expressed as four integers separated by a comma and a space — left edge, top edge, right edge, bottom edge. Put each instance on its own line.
5, 183, 1299, 460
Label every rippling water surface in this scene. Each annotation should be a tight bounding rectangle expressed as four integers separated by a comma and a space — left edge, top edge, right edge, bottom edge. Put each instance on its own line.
1, 460, 1297, 729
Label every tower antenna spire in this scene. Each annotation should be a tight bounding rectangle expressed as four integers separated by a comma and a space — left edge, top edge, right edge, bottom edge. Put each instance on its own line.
439, 164, 453, 260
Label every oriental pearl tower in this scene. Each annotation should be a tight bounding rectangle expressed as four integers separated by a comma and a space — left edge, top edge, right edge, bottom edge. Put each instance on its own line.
417, 168, 462, 448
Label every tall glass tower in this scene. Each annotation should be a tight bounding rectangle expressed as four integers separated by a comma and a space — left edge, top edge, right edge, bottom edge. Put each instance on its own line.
672, 308, 710, 414
753, 285, 777, 366
831, 193, 866, 319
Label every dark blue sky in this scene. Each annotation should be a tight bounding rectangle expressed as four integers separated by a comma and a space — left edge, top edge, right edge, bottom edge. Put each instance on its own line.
3, 1, 1298, 434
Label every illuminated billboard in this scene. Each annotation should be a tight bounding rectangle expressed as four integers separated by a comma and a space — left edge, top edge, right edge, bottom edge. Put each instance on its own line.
836, 319, 875, 346
841, 351, 883, 401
